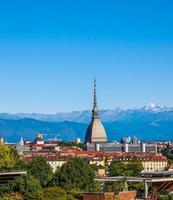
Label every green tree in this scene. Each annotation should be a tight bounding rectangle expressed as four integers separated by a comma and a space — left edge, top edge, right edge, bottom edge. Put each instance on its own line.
10, 148, 26, 171
0, 143, 17, 171
108, 161, 126, 176
27, 156, 53, 187
126, 161, 143, 176
49, 167, 61, 187
9, 174, 42, 200
56, 157, 98, 193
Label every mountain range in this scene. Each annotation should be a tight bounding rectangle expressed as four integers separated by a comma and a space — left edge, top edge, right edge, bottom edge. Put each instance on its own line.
1, 103, 173, 142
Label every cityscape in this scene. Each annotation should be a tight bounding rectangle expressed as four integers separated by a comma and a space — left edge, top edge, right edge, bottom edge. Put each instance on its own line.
1, 80, 173, 200
1, 1, 173, 200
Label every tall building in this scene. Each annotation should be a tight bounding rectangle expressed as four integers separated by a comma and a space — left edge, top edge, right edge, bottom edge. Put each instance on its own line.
85, 81, 157, 154
85, 80, 107, 144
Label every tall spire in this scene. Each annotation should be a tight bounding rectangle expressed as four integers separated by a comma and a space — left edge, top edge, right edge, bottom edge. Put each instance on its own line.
85, 79, 107, 144
92, 79, 99, 119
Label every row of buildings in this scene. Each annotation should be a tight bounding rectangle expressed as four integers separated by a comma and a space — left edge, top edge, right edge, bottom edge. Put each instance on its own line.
20, 140, 167, 173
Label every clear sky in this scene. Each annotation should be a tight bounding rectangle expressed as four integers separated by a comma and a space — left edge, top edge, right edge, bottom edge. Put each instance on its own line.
0, 0, 173, 113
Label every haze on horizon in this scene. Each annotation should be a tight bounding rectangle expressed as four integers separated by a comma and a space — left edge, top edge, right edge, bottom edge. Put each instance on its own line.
0, 0, 173, 114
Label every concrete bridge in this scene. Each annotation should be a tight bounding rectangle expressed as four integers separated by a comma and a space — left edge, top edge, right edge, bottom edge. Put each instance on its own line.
95, 176, 173, 199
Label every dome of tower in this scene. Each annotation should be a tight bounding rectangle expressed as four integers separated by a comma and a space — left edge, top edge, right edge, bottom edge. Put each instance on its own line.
85, 118, 107, 143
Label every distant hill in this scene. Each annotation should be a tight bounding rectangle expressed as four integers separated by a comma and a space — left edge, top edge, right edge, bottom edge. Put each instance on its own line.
0, 118, 87, 142
1, 103, 173, 142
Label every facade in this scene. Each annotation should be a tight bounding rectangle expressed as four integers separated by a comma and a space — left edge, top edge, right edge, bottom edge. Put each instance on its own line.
125, 143, 157, 153
85, 80, 107, 144
145, 143, 158, 153
141, 157, 167, 172
102, 143, 123, 153
125, 144, 142, 153
86, 142, 157, 154
47, 157, 70, 173
108, 153, 168, 172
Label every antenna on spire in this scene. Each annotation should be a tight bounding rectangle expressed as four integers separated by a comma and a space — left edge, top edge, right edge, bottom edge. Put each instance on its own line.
92, 79, 99, 119
94, 79, 97, 107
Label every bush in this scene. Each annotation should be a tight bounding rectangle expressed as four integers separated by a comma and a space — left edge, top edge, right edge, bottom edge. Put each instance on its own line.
43, 187, 68, 200
0, 193, 23, 200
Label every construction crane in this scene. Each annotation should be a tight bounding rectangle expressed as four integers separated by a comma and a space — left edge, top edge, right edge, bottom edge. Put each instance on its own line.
43, 133, 61, 141
43, 133, 60, 136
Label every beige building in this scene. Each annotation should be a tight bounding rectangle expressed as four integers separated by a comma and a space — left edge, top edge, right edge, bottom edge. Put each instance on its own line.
141, 157, 167, 172
47, 156, 70, 173
106, 153, 168, 173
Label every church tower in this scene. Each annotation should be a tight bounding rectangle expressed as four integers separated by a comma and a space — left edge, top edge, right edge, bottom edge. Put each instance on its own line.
85, 80, 107, 144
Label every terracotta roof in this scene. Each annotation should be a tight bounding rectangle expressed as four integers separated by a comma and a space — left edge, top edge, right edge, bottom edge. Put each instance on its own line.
108, 152, 167, 162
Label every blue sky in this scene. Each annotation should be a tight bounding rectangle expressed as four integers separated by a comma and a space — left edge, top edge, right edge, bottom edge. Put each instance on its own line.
0, 0, 173, 113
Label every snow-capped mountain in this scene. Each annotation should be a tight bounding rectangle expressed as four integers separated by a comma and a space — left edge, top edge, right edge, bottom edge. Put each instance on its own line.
0, 103, 172, 123
143, 103, 168, 112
